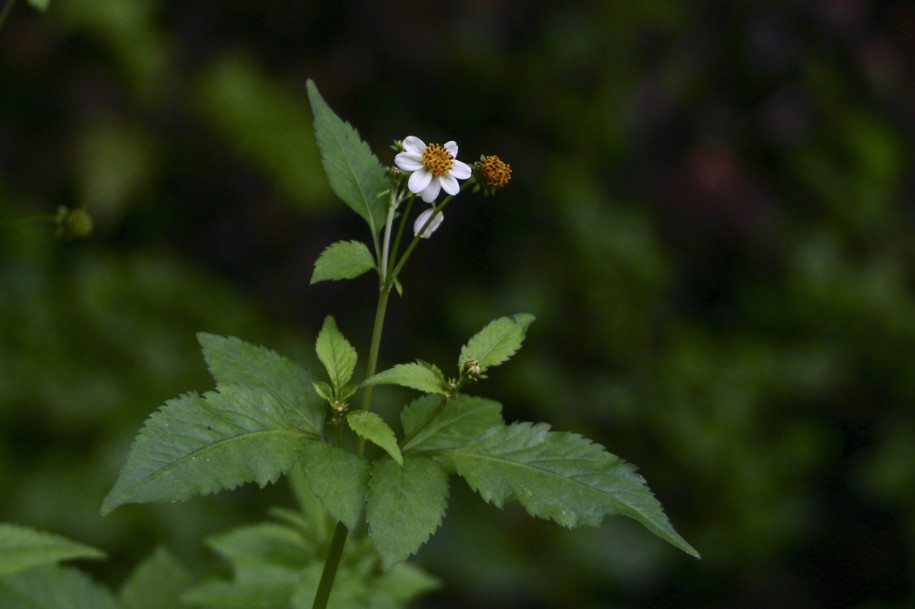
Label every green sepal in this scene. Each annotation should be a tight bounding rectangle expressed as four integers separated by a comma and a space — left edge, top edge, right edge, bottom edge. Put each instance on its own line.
347, 411, 403, 465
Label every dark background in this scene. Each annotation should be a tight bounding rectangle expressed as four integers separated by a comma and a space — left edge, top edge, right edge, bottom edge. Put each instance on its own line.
1, 1, 914, 608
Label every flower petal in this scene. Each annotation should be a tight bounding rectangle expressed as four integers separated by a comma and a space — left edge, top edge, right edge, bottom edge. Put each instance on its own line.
402, 136, 426, 155
439, 174, 460, 196
450, 159, 472, 179
407, 169, 433, 194
443, 141, 458, 156
420, 179, 442, 202
395, 152, 425, 172
414, 208, 444, 238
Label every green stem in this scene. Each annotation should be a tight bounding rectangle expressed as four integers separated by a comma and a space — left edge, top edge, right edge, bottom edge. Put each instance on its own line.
311, 522, 348, 609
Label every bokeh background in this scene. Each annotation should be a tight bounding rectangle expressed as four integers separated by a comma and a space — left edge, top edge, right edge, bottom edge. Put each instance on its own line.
2, 1, 914, 607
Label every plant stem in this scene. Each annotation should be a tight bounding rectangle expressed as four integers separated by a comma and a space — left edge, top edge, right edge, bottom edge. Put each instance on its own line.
311, 522, 349, 609
312, 258, 393, 609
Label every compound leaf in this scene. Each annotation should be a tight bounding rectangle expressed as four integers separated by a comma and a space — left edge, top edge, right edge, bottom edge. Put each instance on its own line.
366, 456, 449, 569
197, 333, 325, 435
311, 240, 376, 284
101, 385, 313, 515
443, 422, 699, 558
458, 314, 535, 373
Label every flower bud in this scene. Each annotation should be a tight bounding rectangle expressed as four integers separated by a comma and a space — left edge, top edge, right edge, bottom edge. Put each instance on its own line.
463, 360, 482, 379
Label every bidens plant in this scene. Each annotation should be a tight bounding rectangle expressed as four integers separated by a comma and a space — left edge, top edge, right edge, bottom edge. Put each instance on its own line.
101, 80, 699, 609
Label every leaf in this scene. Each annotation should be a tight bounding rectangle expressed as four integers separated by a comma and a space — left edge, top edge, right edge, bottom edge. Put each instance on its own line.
27, 0, 51, 12
315, 316, 358, 392
101, 385, 313, 515
366, 456, 449, 569
197, 333, 325, 435
458, 313, 535, 374
311, 240, 376, 284
0, 565, 120, 609
120, 547, 193, 609
307, 80, 389, 236
299, 441, 370, 531
205, 522, 312, 567
442, 422, 699, 558
400, 395, 503, 453
182, 564, 300, 608
363, 361, 449, 395
347, 411, 403, 465
0, 523, 105, 577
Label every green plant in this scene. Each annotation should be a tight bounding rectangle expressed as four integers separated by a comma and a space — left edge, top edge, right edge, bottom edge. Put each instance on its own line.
1, 80, 697, 609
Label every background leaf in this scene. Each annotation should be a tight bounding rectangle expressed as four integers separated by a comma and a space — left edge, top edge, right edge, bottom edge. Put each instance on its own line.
0, 523, 105, 578
119, 547, 193, 609
0, 565, 120, 609
363, 362, 449, 395
299, 441, 370, 531
310, 240, 376, 284
306, 79, 389, 237
197, 333, 325, 435
458, 314, 535, 373
347, 411, 403, 465
27, 0, 51, 12
443, 422, 699, 557
400, 395, 504, 453
366, 456, 449, 569
315, 316, 358, 392
101, 385, 312, 515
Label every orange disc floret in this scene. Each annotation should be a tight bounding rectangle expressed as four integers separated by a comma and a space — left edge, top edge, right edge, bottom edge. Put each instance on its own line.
479, 155, 512, 189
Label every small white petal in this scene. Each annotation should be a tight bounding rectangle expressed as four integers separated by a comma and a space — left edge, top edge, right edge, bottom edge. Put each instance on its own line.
395, 152, 425, 172
439, 174, 459, 196
408, 169, 433, 194
420, 179, 442, 202
450, 159, 472, 179
402, 136, 426, 154
414, 208, 444, 238
443, 141, 458, 156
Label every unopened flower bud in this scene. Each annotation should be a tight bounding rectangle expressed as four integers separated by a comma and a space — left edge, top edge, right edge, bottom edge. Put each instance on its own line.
463, 360, 482, 378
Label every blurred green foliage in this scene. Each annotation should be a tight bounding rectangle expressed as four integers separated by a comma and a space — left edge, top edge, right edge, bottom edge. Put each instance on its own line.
1, 1, 913, 608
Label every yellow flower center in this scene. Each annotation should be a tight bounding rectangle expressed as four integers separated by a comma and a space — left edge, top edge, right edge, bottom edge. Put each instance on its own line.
479, 155, 512, 189
422, 143, 454, 177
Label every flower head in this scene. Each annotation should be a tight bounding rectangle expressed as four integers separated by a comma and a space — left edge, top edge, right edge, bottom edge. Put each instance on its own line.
477, 155, 512, 190
413, 207, 444, 238
395, 136, 472, 203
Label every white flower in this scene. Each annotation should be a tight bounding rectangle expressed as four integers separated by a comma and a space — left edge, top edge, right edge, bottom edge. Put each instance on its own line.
413, 208, 444, 238
395, 136, 472, 203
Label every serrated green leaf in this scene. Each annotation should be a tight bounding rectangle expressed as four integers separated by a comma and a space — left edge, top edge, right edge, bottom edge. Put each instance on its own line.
312, 380, 334, 403
458, 313, 535, 373
347, 411, 403, 465
0, 523, 105, 577
366, 456, 449, 569
311, 240, 376, 284
197, 333, 325, 435
101, 386, 313, 515
401, 395, 503, 453
120, 547, 192, 609
206, 522, 312, 568
315, 316, 358, 392
443, 422, 699, 558
307, 80, 389, 237
0, 565, 120, 609
363, 361, 449, 395
299, 441, 370, 530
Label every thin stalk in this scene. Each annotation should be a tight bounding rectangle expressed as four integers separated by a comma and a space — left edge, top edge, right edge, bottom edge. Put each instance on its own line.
311, 522, 348, 609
